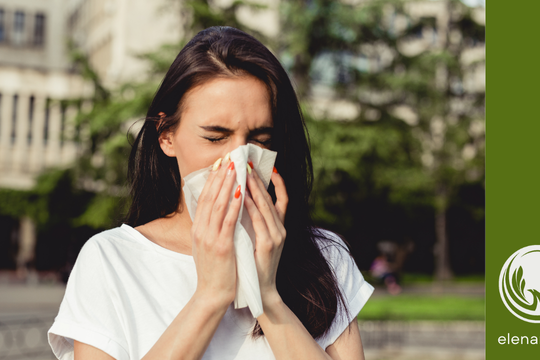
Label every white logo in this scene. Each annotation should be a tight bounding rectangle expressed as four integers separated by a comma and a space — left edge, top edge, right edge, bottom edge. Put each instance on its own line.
499, 245, 540, 323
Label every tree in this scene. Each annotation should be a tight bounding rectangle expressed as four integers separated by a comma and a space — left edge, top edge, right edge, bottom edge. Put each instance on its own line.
281, 0, 485, 279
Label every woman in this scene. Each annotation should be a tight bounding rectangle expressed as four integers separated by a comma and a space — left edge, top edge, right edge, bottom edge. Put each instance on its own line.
48, 26, 373, 360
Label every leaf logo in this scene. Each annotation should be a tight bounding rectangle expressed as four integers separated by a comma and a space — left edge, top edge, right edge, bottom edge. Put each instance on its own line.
499, 245, 540, 323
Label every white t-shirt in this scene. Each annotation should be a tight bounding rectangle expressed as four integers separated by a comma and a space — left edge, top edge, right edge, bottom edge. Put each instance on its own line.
48, 224, 374, 360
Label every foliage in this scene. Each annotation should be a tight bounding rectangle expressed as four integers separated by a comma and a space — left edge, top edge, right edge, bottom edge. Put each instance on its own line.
0, 188, 32, 219
282, 0, 485, 278
307, 114, 432, 227
0, 169, 99, 230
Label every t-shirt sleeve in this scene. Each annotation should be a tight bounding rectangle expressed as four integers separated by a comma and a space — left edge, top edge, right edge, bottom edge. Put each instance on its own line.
48, 238, 129, 360
316, 230, 374, 350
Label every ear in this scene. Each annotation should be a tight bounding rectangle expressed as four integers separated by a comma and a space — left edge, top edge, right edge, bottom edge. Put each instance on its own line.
158, 131, 176, 157
156, 112, 176, 157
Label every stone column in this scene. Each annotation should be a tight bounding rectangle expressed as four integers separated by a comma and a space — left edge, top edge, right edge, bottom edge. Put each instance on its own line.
12, 94, 30, 173
16, 216, 37, 276
0, 91, 13, 171
30, 96, 47, 173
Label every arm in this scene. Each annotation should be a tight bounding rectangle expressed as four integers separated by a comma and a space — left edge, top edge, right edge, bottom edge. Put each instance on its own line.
256, 294, 333, 360
326, 320, 365, 360
74, 313, 366, 360
75, 157, 242, 360
74, 296, 229, 360
256, 293, 365, 360
245, 170, 365, 360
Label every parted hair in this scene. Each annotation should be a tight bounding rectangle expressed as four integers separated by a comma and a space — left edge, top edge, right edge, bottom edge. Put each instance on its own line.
126, 26, 348, 339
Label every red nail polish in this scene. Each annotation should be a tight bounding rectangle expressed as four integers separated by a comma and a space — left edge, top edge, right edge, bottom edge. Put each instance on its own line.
228, 161, 235, 170
234, 185, 242, 199
248, 161, 254, 169
273, 166, 278, 173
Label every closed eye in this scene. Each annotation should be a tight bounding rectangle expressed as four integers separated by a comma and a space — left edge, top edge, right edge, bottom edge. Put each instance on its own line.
203, 136, 227, 143
251, 138, 272, 146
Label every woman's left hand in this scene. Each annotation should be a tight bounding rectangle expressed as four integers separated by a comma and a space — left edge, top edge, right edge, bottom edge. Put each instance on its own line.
243, 166, 288, 304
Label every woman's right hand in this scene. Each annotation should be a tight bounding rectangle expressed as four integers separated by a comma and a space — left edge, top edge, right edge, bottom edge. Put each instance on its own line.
190, 156, 242, 309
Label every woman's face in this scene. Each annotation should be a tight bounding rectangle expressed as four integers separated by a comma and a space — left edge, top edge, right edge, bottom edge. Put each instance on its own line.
159, 75, 273, 179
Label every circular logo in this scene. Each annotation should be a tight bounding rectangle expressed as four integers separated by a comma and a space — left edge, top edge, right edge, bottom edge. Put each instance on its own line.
499, 245, 540, 323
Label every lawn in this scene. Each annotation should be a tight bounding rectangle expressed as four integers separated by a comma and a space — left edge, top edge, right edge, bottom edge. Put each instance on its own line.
358, 294, 485, 321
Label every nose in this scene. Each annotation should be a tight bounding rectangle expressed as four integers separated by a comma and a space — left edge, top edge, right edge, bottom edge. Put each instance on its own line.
226, 135, 249, 154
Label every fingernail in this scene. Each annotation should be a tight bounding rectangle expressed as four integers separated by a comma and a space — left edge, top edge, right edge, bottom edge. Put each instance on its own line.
248, 160, 254, 169
224, 152, 230, 163
227, 161, 235, 175
273, 166, 278, 173
235, 185, 242, 199
212, 158, 222, 171
246, 163, 252, 175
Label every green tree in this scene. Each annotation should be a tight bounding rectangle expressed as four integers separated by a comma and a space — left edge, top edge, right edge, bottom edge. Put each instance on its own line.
281, 0, 485, 279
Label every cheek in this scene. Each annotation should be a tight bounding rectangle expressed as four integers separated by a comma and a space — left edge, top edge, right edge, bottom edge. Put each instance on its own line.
174, 135, 221, 176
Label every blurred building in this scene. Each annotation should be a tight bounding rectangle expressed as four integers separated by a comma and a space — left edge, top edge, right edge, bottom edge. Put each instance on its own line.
0, 0, 86, 189
66, 0, 182, 88
66, 0, 279, 88
0, 0, 88, 274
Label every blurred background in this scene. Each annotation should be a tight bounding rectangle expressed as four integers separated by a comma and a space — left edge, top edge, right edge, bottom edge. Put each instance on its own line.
0, 0, 484, 359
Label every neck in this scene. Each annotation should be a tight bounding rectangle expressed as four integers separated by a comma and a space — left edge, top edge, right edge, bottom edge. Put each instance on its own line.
135, 194, 194, 255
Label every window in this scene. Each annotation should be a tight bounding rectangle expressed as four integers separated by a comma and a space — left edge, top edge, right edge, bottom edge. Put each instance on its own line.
34, 13, 45, 46
28, 96, 35, 145
0, 9, 5, 42
13, 11, 25, 45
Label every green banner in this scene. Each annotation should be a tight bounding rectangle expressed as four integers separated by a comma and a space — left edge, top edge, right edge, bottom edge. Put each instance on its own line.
487, 1, 540, 358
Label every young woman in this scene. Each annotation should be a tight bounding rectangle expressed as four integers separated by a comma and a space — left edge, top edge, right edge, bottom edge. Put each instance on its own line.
48, 26, 373, 360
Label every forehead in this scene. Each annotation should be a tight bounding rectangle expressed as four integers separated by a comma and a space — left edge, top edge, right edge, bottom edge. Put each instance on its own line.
180, 76, 273, 128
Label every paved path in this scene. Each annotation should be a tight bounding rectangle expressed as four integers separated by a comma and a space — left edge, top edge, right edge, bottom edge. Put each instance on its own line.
0, 284, 64, 360
0, 282, 485, 360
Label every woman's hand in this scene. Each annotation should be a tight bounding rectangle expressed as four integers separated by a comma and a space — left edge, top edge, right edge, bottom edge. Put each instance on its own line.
190, 157, 242, 308
243, 166, 288, 304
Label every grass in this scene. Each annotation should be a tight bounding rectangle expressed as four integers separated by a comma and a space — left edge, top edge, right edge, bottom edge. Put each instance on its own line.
398, 273, 485, 285
358, 294, 485, 321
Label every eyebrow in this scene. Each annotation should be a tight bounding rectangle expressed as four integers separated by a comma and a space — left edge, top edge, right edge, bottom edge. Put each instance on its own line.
199, 125, 273, 135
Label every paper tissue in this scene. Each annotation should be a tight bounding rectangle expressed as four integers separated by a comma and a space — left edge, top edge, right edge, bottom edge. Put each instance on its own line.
182, 144, 277, 318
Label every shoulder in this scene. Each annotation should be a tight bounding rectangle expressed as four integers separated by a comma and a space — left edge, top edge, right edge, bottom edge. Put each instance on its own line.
78, 225, 143, 259
69, 225, 147, 283
311, 228, 352, 266
85, 225, 136, 247
312, 227, 374, 305
312, 228, 374, 348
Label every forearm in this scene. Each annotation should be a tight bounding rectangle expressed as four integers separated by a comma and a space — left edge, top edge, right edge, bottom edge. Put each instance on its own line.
142, 292, 229, 360
257, 293, 332, 360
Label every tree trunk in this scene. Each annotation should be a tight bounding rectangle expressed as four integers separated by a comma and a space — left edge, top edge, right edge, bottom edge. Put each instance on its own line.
434, 186, 453, 281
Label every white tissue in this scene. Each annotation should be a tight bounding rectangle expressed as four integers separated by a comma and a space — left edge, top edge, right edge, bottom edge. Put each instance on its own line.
182, 144, 277, 318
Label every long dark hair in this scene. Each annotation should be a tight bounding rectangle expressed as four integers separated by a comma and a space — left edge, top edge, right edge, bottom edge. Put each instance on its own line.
126, 26, 347, 339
